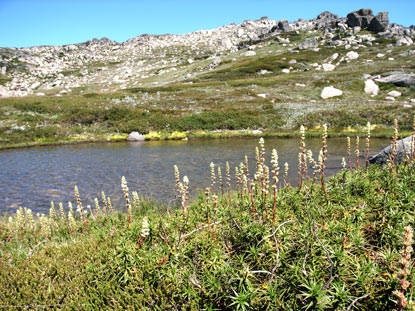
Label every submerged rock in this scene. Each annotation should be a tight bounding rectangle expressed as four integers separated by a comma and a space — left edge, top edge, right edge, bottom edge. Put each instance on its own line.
369, 135, 414, 165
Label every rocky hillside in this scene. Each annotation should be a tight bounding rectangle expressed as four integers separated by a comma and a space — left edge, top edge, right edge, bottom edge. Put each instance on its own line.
0, 8, 414, 98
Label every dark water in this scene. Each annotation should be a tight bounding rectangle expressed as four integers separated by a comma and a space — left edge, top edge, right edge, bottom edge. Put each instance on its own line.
0, 137, 391, 213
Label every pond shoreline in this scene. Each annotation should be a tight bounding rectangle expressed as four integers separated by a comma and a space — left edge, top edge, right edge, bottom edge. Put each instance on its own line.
0, 129, 402, 151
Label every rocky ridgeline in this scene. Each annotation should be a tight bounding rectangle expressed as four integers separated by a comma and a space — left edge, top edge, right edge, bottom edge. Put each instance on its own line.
0, 8, 414, 98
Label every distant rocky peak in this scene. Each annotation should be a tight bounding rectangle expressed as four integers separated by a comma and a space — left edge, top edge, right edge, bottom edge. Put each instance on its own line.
316, 11, 339, 20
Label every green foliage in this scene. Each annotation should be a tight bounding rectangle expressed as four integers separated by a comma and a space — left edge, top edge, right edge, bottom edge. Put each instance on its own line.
2, 156, 415, 309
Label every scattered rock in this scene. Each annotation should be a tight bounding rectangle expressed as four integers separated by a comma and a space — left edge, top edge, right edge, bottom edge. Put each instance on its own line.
346, 51, 359, 60
330, 53, 339, 61
295, 83, 306, 87
375, 74, 415, 87
396, 37, 413, 46
298, 38, 318, 50
321, 86, 343, 99
258, 69, 271, 75
364, 80, 379, 96
385, 96, 395, 101
387, 90, 402, 98
127, 132, 146, 141
252, 129, 263, 135
208, 57, 222, 69
400, 50, 415, 57
0, 86, 9, 97
257, 93, 267, 98
282, 69, 290, 74
244, 51, 256, 57
369, 135, 414, 165
322, 64, 336, 71
288, 59, 297, 64
376, 53, 385, 58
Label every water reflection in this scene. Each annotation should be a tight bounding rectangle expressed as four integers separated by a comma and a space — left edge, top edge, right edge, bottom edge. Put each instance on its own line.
0, 137, 390, 213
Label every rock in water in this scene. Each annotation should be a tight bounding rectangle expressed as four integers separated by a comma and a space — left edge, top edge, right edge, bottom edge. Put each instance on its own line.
364, 79, 379, 96
127, 132, 146, 141
369, 135, 414, 165
321, 86, 343, 99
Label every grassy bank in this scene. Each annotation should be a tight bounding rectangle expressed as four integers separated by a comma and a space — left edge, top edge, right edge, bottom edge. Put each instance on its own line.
0, 95, 413, 151
2, 132, 415, 310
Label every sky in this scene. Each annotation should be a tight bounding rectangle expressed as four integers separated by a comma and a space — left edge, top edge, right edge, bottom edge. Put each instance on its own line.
0, 0, 414, 48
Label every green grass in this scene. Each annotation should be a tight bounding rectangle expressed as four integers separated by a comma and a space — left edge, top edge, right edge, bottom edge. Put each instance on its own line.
2, 138, 415, 309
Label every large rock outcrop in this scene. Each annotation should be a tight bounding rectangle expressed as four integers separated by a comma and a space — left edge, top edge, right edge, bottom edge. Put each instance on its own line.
368, 12, 389, 33
315, 11, 340, 30
346, 9, 389, 33
369, 135, 414, 165
277, 20, 291, 32
346, 9, 374, 28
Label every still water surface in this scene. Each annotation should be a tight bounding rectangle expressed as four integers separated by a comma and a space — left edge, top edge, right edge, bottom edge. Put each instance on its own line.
0, 137, 391, 213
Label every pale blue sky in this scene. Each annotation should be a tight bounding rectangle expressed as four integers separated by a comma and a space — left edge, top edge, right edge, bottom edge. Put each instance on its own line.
0, 0, 414, 48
